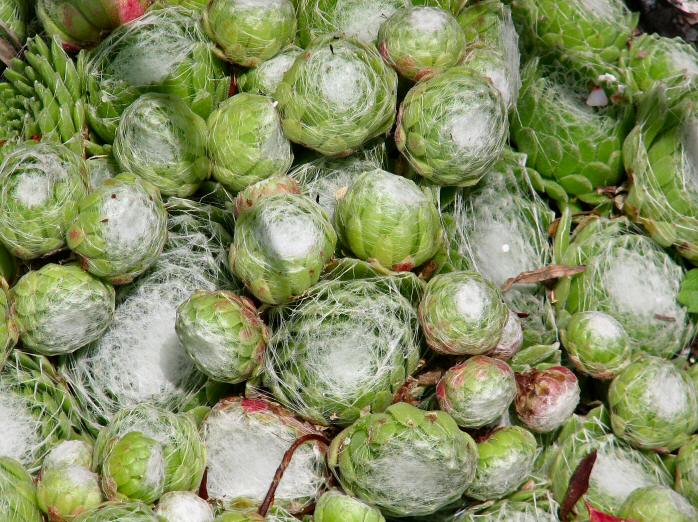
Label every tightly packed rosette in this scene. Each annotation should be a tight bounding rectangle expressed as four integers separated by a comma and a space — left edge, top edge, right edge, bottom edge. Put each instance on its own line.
419, 271, 510, 356
514, 366, 580, 433
511, 0, 638, 79
328, 402, 478, 518
113, 93, 210, 198
555, 216, 694, 359
202, 397, 327, 513
395, 66, 508, 187
203, 0, 296, 68
175, 290, 268, 384
238, 46, 304, 98
36, 463, 103, 519
619, 486, 697, 522
457, 0, 522, 110
466, 426, 538, 501
275, 35, 397, 157
85, 7, 229, 143
0, 142, 86, 260
444, 152, 557, 348
560, 311, 631, 380
12, 264, 115, 356
608, 356, 698, 452
208, 93, 293, 193
453, 490, 559, 521
101, 432, 166, 505
94, 403, 206, 495
230, 194, 337, 305
436, 356, 517, 429
66, 173, 168, 285
377, 7, 466, 82
36, 0, 151, 50
625, 33, 698, 100
623, 87, 698, 263
263, 277, 420, 426
511, 59, 634, 208
335, 169, 443, 271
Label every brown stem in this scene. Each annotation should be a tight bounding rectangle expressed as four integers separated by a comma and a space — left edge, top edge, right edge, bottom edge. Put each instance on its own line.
501, 265, 586, 293
258, 434, 330, 517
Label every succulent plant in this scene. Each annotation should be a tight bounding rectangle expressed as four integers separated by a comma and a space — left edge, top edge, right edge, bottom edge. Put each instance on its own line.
12, 264, 115, 356
237, 46, 304, 98
514, 366, 580, 433
335, 169, 443, 272
275, 35, 397, 156
155, 491, 215, 522
619, 485, 697, 522
0, 457, 43, 522
37, 464, 103, 520
314, 490, 385, 522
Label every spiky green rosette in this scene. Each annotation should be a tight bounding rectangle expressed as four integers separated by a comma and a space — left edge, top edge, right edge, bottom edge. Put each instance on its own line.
0, 351, 83, 473
36, 0, 151, 51
237, 45, 303, 98
457, 1, 522, 110
0, 457, 43, 521
328, 402, 478, 518
275, 35, 397, 157
560, 310, 631, 380
203, 0, 296, 68
511, 59, 634, 209
511, 0, 638, 80
419, 271, 509, 356
0, 142, 87, 260
436, 356, 516, 428
4, 36, 87, 152
335, 169, 443, 272
207, 93, 293, 193
619, 486, 697, 522
314, 490, 385, 522
626, 33, 698, 101
94, 404, 206, 494
623, 88, 698, 264
263, 277, 420, 426
202, 397, 327, 513
466, 426, 537, 501
608, 356, 698, 452
67, 173, 168, 285
12, 264, 115, 356
36, 464, 103, 520
74, 502, 159, 522
395, 66, 507, 187
85, 7, 229, 144
101, 431, 166, 503
377, 7, 466, 82
113, 93, 210, 198
444, 153, 557, 348
555, 217, 693, 358
0, 83, 24, 142
230, 194, 336, 305
175, 290, 268, 384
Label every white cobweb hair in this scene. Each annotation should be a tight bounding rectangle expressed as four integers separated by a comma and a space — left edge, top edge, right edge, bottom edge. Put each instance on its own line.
61, 207, 236, 431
